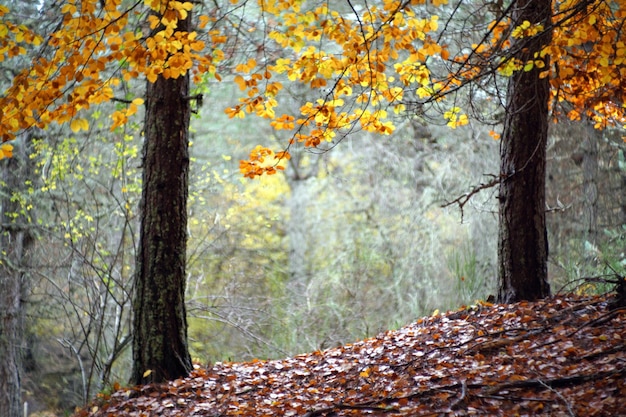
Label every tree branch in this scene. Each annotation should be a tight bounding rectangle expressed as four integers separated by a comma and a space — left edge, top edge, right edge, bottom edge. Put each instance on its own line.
441, 174, 503, 218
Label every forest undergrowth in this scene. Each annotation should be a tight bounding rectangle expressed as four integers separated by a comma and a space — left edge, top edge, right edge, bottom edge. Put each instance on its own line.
77, 290, 626, 416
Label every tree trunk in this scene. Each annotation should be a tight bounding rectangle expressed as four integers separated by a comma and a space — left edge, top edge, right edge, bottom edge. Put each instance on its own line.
0, 136, 34, 417
581, 120, 599, 258
287, 178, 310, 297
497, 0, 552, 303
285, 153, 322, 309
131, 15, 193, 384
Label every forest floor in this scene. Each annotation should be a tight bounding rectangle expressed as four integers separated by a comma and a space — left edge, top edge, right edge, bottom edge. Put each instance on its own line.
77, 292, 626, 417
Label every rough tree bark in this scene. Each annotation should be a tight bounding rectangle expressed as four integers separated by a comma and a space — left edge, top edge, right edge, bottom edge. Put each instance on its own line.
497, 0, 553, 303
130, 14, 193, 384
0, 136, 34, 417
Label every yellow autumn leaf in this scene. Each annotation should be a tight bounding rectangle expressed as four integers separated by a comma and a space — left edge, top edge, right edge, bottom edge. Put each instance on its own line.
70, 118, 89, 132
0, 142, 13, 159
234, 75, 247, 91
275, 151, 291, 160
393, 103, 406, 114
512, 20, 531, 38
198, 15, 210, 29
132, 98, 144, 106
143, 369, 152, 378
147, 70, 158, 83
61, 3, 77, 15
176, 8, 188, 21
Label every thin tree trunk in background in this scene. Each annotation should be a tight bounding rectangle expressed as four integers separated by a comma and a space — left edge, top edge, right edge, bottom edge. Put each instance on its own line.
497, 0, 552, 303
0, 136, 34, 417
581, 120, 599, 258
622, 157, 626, 232
130, 13, 193, 384
285, 154, 321, 307
287, 178, 311, 297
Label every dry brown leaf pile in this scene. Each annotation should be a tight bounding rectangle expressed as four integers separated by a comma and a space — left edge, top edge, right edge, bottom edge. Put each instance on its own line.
77, 293, 626, 416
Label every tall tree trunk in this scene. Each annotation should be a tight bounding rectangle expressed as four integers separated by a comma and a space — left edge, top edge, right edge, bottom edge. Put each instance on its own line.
497, 0, 552, 303
131, 14, 193, 384
0, 136, 34, 417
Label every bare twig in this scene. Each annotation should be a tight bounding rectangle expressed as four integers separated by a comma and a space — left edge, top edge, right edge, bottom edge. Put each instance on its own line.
484, 367, 626, 395
441, 175, 502, 219
449, 379, 467, 410
302, 401, 399, 417
538, 379, 576, 417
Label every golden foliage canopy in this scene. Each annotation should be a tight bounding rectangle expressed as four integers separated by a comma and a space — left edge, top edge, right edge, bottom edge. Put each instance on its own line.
0, 0, 624, 171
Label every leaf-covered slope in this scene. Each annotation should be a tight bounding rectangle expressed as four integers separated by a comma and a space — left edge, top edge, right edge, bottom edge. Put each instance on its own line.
79, 294, 626, 416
